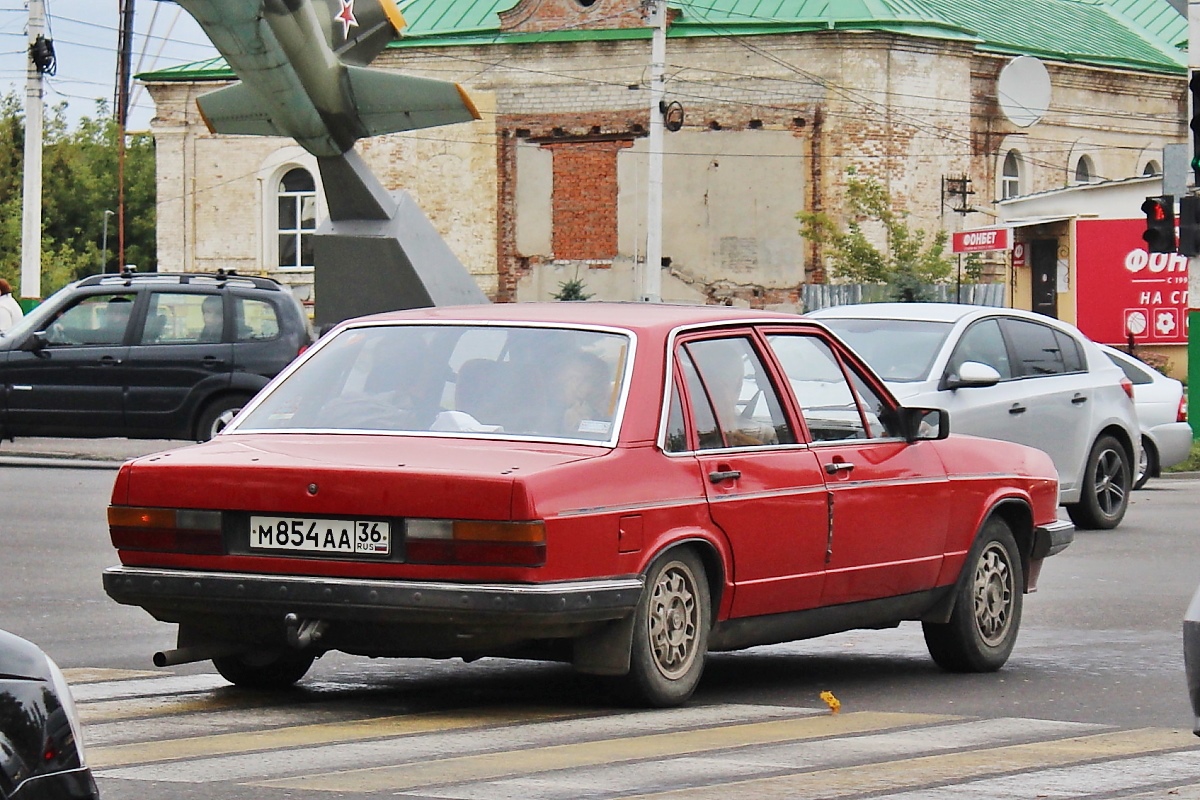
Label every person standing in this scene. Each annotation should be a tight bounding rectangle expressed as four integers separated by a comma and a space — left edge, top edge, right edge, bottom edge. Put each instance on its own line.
0, 279, 23, 333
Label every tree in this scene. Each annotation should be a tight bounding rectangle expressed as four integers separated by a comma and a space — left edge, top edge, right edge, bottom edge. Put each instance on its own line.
0, 94, 156, 298
797, 174, 954, 301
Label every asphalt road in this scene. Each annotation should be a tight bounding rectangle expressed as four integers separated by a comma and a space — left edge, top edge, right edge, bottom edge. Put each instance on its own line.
2, 447, 1199, 798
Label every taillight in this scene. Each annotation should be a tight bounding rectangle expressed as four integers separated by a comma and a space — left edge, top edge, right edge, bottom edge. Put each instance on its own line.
405, 519, 546, 567
1179, 395, 1189, 423
1120, 377, 1135, 401
108, 506, 224, 554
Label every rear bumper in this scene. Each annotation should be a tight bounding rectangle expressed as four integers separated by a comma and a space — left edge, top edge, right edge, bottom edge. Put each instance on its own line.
102, 565, 644, 628
1031, 518, 1074, 559
1146, 421, 1194, 473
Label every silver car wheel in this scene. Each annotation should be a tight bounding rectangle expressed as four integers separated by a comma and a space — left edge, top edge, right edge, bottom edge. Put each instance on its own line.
973, 541, 1015, 647
1093, 445, 1128, 516
647, 560, 701, 680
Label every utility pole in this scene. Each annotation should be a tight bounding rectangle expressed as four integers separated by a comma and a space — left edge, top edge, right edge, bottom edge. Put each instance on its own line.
116, 0, 136, 272
640, 0, 666, 303
20, 0, 48, 300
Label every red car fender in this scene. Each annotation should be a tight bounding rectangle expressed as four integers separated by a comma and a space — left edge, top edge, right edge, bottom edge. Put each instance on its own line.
628, 527, 735, 622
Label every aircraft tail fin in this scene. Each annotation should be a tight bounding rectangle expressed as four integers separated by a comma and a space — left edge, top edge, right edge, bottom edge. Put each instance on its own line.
345, 66, 482, 135
196, 83, 287, 138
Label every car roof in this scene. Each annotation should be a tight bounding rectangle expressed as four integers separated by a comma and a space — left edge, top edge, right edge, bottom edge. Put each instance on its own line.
346, 302, 808, 336
808, 302, 1043, 324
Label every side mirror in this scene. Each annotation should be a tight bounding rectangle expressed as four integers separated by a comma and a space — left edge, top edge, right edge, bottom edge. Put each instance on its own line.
896, 406, 949, 442
23, 331, 49, 352
943, 361, 1001, 390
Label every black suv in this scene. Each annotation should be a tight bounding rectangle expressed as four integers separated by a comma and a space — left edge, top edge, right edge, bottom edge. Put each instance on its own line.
0, 271, 314, 441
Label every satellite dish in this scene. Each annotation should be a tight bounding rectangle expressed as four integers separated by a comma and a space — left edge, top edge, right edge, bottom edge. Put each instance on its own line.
997, 56, 1051, 128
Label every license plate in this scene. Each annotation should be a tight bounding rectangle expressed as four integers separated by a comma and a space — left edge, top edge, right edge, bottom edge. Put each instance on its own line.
249, 516, 391, 556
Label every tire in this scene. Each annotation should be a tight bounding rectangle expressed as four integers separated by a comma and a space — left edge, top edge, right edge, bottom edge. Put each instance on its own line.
1133, 435, 1156, 491
621, 549, 710, 707
923, 517, 1023, 673
1065, 434, 1131, 529
212, 650, 314, 689
196, 395, 250, 441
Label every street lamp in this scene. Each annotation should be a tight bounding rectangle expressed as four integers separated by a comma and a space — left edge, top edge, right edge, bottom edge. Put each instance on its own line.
100, 209, 114, 273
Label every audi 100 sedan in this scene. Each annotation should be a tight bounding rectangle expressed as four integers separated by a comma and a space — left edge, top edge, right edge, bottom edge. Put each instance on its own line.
103, 303, 1073, 707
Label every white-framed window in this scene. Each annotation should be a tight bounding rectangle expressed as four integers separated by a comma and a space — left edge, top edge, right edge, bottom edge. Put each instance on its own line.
1143, 161, 1161, 177
1001, 150, 1022, 200
277, 167, 317, 270
1073, 155, 1095, 185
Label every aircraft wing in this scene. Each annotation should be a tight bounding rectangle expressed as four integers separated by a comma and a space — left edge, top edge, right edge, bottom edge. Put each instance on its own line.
196, 83, 291, 138
346, 66, 482, 136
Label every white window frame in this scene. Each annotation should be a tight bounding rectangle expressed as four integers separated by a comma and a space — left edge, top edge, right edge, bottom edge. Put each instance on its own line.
1001, 150, 1022, 200
257, 147, 325, 274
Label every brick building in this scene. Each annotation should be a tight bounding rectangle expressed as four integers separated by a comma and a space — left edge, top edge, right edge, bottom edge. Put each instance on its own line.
141, 0, 1188, 310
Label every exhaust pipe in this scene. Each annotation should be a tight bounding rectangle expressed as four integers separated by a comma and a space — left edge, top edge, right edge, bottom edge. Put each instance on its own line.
153, 644, 248, 667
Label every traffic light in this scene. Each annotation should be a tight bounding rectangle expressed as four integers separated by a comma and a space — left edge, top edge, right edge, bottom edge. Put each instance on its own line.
1141, 195, 1176, 254
1180, 195, 1200, 257
1191, 71, 1200, 184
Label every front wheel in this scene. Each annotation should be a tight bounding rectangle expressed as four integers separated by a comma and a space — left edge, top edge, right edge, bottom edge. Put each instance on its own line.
196, 395, 250, 441
1065, 434, 1131, 529
621, 549, 710, 707
923, 517, 1023, 672
212, 650, 315, 689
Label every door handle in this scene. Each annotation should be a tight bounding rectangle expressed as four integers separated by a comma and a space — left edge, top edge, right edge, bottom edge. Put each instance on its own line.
201, 356, 226, 369
1008, 403, 1026, 415
1071, 394, 1088, 405
825, 461, 855, 475
99, 355, 122, 366
708, 469, 741, 483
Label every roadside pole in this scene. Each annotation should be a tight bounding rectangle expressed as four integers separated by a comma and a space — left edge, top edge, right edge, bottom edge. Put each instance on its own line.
19, 0, 46, 300
640, 0, 666, 303
1190, 0, 1199, 437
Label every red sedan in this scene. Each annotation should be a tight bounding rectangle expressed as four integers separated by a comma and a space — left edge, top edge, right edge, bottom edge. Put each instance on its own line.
103, 303, 1072, 707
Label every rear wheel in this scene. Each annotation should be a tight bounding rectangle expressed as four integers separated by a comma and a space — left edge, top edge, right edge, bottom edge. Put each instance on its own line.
923, 517, 1023, 672
196, 394, 250, 441
621, 549, 710, 707
1066, 434, 1131, 529
1133, 435, 1156, 490
212, 651, 314, 689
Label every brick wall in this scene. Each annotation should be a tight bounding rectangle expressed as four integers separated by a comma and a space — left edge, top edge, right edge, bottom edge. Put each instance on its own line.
147, 27, 1185, 310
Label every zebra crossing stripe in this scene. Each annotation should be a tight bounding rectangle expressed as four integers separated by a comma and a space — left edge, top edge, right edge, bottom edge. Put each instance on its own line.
254, 711, 951, 792
88, 707, 577, 769
618, 728, 1197, 799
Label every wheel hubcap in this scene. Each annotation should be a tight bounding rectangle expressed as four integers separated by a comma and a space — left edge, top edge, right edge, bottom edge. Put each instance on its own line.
973, 542, 1014, 647
648, 563, 699, 679
211, 408, 240, 437
1093, 447, 1128, 517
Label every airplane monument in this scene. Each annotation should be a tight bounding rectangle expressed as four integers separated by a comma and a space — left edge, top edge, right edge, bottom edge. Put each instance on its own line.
173, 0, 489, 324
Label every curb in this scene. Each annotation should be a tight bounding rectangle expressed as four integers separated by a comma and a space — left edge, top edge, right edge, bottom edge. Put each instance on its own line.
0, 456, 125, 470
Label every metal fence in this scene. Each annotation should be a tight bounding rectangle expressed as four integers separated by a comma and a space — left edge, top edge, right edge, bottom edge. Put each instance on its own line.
799, 283, 1006, 313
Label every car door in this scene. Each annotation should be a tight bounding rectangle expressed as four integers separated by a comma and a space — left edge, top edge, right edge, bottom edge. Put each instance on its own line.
124, 290, 235, 437
996, 317, 1092, 496
764, 330, 951, 607
936, 317, 1034, 445
2, 292, 136, 437
673, 332, 829, 618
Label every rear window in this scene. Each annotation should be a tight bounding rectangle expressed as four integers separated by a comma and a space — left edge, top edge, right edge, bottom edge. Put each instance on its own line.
233, 323, 632, 444
815, 318, 953, 382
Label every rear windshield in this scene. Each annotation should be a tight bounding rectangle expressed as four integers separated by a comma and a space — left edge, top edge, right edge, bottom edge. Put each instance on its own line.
817, 317, 954, 382
233, 323, 632, 444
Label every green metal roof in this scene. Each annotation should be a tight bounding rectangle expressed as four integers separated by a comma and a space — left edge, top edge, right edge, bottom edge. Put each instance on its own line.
140, 0, 1186, 81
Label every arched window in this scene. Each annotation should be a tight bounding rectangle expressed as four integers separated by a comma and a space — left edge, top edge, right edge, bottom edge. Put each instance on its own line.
1001, 150, 1022, 200
278, 168, 316, 270
1073, 156, 1094, 185
1143, 161, 1161, 177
